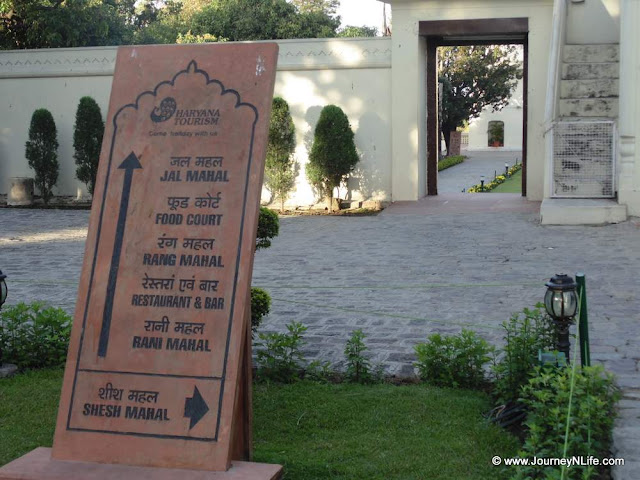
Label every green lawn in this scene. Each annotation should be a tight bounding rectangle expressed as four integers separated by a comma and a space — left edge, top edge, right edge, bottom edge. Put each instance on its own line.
490, 170, 522, 193
1, 370, 519, 479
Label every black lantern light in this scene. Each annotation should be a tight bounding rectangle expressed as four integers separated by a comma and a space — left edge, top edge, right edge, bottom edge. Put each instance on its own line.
480, 175, 485, 192
0, 270, 7, 310
544, 273, 578, 361
505, 163, 510, 177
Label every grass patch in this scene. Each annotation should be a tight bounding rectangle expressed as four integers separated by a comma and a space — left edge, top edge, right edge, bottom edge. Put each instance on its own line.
490, 170, 522, 193
1, 372, 519, 479
438, 155, 466, 171
0, 368, 62, 466
253, 382, 519, 479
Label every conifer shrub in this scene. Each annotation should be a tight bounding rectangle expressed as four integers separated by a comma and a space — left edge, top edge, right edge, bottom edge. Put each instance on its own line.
73, 96, 104, 195
250, 287, 271, 335
265, 97, 297, 212
25, 108, 59, 205
307, 105, 358, 211
250, 207, 280, 335
256, 206, 279, 250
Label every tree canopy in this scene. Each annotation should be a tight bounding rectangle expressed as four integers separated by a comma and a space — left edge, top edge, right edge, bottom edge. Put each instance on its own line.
0, 0, 132, 49
1, 0, 347, 48
189, 0, 339, 42
338, 25, 378, 38
439, 45, 522, 152
291, 0, 339, 16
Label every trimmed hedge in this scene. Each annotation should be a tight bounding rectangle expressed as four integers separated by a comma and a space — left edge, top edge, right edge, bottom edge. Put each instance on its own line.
438, 155, 465, 171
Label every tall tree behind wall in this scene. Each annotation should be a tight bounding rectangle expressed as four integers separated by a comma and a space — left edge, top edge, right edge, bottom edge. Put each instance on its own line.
1, 0, 342, 48
290, 0, 339, 15
190, 0, 340, 41
0, 0, 133, 49
439, 45, 522, 154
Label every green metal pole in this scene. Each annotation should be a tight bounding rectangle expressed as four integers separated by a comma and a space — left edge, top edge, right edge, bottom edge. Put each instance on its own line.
576, 273, 591, 367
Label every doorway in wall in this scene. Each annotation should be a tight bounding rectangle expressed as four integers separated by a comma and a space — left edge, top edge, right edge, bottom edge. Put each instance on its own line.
422, 19, 529, 196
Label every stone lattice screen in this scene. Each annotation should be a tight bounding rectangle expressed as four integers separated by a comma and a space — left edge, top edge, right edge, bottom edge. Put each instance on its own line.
552, 121, 616, 198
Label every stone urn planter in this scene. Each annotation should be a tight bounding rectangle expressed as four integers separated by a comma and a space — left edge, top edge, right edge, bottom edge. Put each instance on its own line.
8, 177, 34, 206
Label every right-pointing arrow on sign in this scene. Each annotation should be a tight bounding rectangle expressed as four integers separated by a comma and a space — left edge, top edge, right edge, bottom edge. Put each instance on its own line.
184, 386, 209, 430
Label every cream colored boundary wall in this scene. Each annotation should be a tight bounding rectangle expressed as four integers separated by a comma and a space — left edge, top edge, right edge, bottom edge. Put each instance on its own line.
388, 0, 553, 201
0, 38, 392, 206
468, 79, 524, 151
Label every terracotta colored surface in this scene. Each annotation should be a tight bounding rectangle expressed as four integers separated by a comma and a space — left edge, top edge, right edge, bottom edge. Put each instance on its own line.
0, 448, 282, 480
51, 43, 278, 471
382, 193, 541, 215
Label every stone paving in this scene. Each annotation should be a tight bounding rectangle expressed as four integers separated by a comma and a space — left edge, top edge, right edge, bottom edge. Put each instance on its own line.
438, 149, 523, 192
0, 205, 639, 478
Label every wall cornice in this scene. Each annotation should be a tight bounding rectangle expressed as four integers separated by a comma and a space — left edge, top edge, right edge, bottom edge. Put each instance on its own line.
0, 38, 391, 78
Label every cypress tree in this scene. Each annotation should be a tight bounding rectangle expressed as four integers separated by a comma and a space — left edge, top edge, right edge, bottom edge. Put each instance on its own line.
265, 97, 297, 213
25, 108, 59, 205
307, 105, 358, 211
73, 96, 104, 195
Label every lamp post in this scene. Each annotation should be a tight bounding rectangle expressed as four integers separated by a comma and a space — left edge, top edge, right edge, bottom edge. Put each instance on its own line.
480, 175, 485, 192
544, 274, 578, 362
505, 163, 510, 177
0, 270, 7, 366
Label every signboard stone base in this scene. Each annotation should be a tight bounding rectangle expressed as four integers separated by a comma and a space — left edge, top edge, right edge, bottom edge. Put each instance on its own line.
0, 448, 282, 480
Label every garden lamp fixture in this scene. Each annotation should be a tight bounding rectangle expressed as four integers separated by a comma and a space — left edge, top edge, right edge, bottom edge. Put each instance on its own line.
544, 273, 578, 361
0, 270, 7, 310
505, 163, 510, 177
480, 175, 485, 191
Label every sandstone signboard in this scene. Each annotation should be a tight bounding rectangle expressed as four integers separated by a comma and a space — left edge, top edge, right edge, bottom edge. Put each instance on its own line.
0, 43, 281, 479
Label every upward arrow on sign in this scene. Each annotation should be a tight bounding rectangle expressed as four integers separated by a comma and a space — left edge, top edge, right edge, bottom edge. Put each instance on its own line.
97, 152, 143, 358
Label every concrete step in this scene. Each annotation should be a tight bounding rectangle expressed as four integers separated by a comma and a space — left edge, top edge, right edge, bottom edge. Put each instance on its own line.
563, 44, 619, 63
561, 62, 619, 80
540, 198, 627, 225
560, 79, 619, 99
558, 98, 618, 117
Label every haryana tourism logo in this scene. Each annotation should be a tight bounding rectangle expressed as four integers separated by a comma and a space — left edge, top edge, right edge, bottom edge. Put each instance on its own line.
150, 97, 177, 123
150, 96, 222, 127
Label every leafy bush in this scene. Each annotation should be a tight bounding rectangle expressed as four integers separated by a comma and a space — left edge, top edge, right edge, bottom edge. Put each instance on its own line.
250, 287, 271, 335
25, 109, 59, 205
73, 96, 104, 195
256, 321, 307, 383
344, 329, 372, 384
493, 304, 555, 404
265, 97, 297, 212
414, 329, 494, 389
438, 155, 465, 171
0, 302, 72, 369
512, 365, 620, 480
256, 207, 279, 250
307, 105, 358, 211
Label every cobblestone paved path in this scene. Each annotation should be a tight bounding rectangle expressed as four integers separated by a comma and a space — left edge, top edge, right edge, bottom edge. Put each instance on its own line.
0, 205, 639, 478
